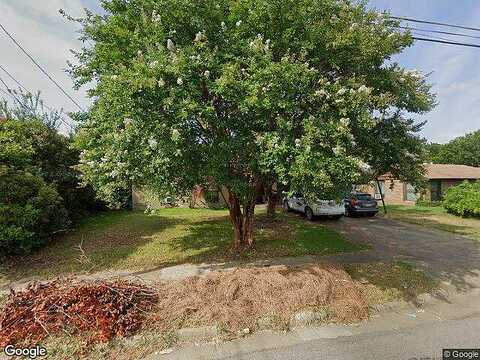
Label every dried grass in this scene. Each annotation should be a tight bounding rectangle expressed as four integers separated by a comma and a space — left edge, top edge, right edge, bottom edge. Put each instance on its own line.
153, 263, 369, 332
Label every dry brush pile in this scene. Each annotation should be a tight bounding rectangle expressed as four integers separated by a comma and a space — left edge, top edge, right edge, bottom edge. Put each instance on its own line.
154, 264, 369, 332
0, 280, 158, 347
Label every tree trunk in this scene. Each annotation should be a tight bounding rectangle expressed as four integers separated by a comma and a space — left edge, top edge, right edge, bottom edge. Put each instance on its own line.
265, 183, 276, 217
227, 190, 257, 250
228, 192, 243, 250
242, 200, 255, 248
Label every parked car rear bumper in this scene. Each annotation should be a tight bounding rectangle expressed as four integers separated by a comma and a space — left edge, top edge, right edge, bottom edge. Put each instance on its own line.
312, 206, 345, 216
349, 207, 378, 214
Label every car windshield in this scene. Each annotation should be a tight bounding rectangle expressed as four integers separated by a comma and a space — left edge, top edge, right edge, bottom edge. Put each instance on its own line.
355, 194, 372, 201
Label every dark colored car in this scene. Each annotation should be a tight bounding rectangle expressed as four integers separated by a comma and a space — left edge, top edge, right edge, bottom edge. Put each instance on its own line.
344, 192, 378, 217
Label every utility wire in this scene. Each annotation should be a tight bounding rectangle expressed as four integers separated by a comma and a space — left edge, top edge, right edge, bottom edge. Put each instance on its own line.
0, 64, 29, 91
391, 16, 480, 48
0, 22, 85, 112
0, 73, 75, 130
0, 78, 30, 110
0, 76, 21, 103
391, 16, 480, 32
0, 87, 15, 101
0, 63, 76, 129
410, 31, 465, 43
412, 37, 480, 48
396, 25, 480, 40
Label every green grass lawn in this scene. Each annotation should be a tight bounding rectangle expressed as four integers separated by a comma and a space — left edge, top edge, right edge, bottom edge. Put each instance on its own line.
384, 204, 480, 241
345, 261, 438, 303
0, 208, 366, 284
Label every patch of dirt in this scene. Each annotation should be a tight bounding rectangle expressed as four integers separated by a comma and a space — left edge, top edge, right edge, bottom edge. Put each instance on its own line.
153, 263, 369, 333
255, 216, 295, 241
0, 280, 158, 347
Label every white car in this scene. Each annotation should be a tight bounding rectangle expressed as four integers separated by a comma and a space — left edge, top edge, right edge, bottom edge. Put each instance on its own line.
283, 193, 344, 220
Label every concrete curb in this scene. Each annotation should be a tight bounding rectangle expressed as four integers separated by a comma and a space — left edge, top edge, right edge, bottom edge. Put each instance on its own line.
177, 326, 220, 342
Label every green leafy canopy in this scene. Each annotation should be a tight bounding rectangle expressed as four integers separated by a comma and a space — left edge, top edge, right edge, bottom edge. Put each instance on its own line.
428, 130, 480, 168
71, 0, 435, 203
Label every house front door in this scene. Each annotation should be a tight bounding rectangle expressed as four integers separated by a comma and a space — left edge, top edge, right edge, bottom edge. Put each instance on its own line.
430, 180, 442, 201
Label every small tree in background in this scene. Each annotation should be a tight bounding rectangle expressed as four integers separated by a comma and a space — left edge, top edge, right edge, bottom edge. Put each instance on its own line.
71, 0, 434, 250
0, 90, 65, 130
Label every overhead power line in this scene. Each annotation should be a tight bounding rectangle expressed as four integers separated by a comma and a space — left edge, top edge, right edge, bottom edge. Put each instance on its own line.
391, 16, 480, 32
0, 64, 29, 91
0, 77, 29, 110
412, 37, 480, 48
396, 25, 480, 40
0, 63, 75, 117
410, 31, 464, 43
0, 22, 85, 112
0, 72, 75, 130
0, 87, 17, 102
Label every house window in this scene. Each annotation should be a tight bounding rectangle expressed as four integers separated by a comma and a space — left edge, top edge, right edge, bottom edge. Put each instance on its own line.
404, 183, 417, 201
374, 180, 385, 200
430, 180, 442, 201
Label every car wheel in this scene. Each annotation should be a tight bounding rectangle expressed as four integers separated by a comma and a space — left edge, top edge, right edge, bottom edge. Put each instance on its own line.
333, 214, 343, 220
305, 207, 314, 221
283, 200, 291, 212
367, 212, 376, 217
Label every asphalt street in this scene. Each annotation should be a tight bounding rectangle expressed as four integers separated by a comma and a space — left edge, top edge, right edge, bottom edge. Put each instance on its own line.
219, 315, 480, 360
155, 304, 480, 360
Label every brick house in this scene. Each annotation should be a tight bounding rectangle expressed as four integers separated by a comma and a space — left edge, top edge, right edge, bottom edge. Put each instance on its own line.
363, 164, 480, 205
132, 183, 271, 210
132, 185, 230, 210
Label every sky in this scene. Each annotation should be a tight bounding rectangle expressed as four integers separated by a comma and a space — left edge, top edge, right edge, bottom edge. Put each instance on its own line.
0, 0, 479, 143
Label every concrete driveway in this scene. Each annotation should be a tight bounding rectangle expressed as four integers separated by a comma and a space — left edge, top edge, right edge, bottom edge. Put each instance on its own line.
325, 216, 480, 290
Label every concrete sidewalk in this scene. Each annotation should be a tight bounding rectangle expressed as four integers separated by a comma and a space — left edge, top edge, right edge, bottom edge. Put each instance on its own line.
0, 251, 381, 295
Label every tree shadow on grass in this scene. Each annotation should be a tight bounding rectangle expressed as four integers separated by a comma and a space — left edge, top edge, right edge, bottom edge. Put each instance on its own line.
0, 211, 186, 284
168, 213, 365, 265
345, 261, 439, 304
390, 216, 480, 241
166, 215, 234, 262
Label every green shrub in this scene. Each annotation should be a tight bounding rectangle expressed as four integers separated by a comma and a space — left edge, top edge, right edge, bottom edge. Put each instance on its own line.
0, 167, 69, 255
443, 181, 480, 217
0, 118, 105, 219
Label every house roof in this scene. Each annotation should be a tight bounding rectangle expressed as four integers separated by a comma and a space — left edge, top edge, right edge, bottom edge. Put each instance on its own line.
378, 164, 480, 181
425, 164, 480, 180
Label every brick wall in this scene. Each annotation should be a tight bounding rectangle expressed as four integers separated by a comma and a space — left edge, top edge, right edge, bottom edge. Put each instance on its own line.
361, 179, 414, 205
362, 178, 477, 205
384, 180, 416, 204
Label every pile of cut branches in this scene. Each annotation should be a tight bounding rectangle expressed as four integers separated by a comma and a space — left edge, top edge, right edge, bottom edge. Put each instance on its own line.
0, 280, 157, 346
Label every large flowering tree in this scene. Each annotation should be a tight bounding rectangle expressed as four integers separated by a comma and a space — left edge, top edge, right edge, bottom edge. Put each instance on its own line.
72, 0, 435, 249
